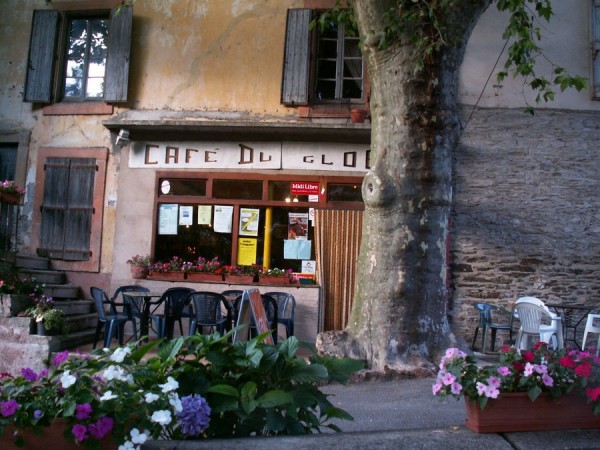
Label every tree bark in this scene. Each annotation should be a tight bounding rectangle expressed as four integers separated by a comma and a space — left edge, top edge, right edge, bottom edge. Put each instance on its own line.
317, 0, 492, 375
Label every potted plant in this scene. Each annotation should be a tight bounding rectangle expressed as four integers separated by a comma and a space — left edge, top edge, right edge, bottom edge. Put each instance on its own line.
126, 254, 152, 279
186, 256, 224, 282
0, 334, 363, 449
25, 294, 68, 336
0, 180, 25, 205
260, 267, 293, 285
0, 274, 44, 317
433, 343, 600, 432
223, 264, 258, 284
148, 256, 187, 281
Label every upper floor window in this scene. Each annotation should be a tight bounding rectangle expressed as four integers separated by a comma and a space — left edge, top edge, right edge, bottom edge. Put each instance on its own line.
281, 9, 366, 108
24, 6, 132, 104
64, 15, 109, 101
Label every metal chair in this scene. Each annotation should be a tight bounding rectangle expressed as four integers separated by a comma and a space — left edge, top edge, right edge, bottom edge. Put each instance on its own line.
112, 285, 149, 341
90, 287, 131, 348
188, 291, 228, 335
513, 297, 563, 351
150, 287, 194, 339
471, 303, 513, 352
264, 291, 296, 339
582, 313, 600, 355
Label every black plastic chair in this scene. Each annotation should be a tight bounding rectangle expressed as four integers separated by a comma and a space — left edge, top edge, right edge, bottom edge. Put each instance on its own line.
151, 287, 194, 339
471, 303, 514, 352
188, 291, 228, 336
90, 286, 131, 348
221, 290, 244, 330
112, 285, 149, 341
264, 291, 296, 339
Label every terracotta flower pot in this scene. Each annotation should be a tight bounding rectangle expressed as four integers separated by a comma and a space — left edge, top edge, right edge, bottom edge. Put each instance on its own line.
464, 392, 600, 433
350, 108, 367, 123
129, 265, 149, 279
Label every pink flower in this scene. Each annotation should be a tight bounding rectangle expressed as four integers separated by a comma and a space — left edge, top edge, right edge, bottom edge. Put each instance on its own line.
484, 385, 500, 399
542, 373, 554, 387
523, 362, 534, 377
441, 373, 456, 386
476, 382, 486, 396
575, 361, 592, 378
533, 364, 547, 375
486, 376, 501, 389
586, 387, 600, 401
450, 382, 462, 395
432, 383, 442, 395
54, 351, 69, 366
497, 366, 511, 376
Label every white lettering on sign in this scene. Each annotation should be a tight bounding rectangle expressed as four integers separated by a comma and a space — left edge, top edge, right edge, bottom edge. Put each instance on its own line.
129, 141, 369, 172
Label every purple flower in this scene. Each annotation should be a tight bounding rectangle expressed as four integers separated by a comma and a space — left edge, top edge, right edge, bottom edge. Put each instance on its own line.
72, 424, 88, 442
176, 394, 211, 436
75, 403, 93, 420
21, 368, 38, 382
33, 409, 43, 419
88, 417, 114, 439
1, 399, 19, 417
38, 369, 49, 379
54, 351, 69, 366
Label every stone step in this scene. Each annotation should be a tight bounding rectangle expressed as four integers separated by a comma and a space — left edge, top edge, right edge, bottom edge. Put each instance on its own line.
53, 299, 94, 315
65, 313, 98, 332
18, 268, 66, 285
15, 254, 50, 271
43, 284, 81, 300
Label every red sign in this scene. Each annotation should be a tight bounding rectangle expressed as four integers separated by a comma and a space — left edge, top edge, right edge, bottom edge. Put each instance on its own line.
291, 182, 320, 195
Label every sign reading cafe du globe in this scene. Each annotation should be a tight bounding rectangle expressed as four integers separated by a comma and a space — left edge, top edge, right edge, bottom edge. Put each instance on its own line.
129, 141, 371, 172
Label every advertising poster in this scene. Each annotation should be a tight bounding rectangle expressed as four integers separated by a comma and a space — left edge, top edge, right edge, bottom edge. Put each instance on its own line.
179, 206, 193, 226
239, 208, 260, 236
214, 205, 233, 233
288, 212, 309, 240
158, 204, 179, 235
237, 238, 257, 265
197, 205, 212, 225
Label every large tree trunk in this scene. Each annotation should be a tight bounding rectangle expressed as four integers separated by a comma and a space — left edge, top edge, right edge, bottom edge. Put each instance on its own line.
317, 0, 491, 375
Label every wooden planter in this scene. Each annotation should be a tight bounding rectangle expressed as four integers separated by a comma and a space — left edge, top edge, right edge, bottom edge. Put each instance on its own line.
224, 274, 255, 284
260, 276, 291, 285
148, 271, 186, 281
464, 392, 600, 433
1, 419, 115, 449
187, 272, 224, 282
0, 191, 22, 205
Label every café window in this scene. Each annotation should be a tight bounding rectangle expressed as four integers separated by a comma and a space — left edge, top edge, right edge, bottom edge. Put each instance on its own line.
153, 174, 362, 272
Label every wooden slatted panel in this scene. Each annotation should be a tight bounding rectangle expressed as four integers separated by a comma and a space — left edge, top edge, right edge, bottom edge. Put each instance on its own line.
39, 158, 95, 260
105, 6, 133, 102
593, 0, 600, 99
63, 158, 95, 260
24, 10, 59, 103
39, 158, 70, 258
280, 8, 311, 105
315, 209, 363, 331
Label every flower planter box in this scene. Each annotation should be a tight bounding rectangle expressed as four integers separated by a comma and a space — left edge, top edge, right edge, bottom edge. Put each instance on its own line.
260, 276, 291, 285
464, 392, 600, 433
0, 191, 22, 205
148, 271, 186, 281
224, 274, 255, 284
187, 272, 224, 282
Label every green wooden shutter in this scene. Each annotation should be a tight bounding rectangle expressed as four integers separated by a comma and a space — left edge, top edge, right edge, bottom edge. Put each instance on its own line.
593, 0, 600, 99
39, 158, 96, 260
24, 10, 60, 103
104, 5, 133, 102
280, 9, 311, 105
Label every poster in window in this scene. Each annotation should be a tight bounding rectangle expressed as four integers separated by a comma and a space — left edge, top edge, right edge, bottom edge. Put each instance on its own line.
158, 204, 179, 235
283, 239, 312, 260
239, 208, 260, 236
214, 205, 233, 233
288, 212, 309, 240
179, 206, 193, 226
197, 205, 212, 225
237, 238, 257, 265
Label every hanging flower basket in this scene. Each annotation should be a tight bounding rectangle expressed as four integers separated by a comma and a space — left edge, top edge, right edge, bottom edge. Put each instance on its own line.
464, 392, 600, 433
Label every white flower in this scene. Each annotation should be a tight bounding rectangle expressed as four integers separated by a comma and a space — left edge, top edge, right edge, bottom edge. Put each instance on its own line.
158, 376, 179, 393
110, 346, 132, 363
130, 428, 149, 445
103, 365, 130, 381
169, 392, 182, 412
151, 409, 172, 425
100, 390, 118, 401
60, 370, 76, 388
144, 392, 159, 403
118, 440, 136, 450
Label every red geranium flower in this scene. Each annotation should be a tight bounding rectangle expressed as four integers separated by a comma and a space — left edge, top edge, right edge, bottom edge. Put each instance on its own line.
575, 360, 593, 378
522, 351, 535, 363
560, 355, 576, 368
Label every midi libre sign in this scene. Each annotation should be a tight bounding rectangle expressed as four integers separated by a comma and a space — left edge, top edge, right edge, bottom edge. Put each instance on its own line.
129, 141, 370, 173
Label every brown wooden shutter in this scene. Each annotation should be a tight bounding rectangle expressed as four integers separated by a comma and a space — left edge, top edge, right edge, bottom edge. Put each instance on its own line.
39, 157, 95, 260
24, 10, 60, 103
104, 5, 133, 102
280, 9, 311, 105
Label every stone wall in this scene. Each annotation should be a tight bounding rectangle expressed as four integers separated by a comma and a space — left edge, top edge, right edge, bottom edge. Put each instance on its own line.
450, 107, 600, 346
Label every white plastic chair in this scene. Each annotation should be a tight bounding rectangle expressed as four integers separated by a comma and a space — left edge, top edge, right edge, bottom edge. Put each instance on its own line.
513, 297, 563, 351
582, 314, 600, 356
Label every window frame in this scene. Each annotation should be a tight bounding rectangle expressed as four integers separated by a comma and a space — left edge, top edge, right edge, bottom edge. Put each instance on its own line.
152, 171, 364, 267
592, 0, 600, 99
23, 5, 132, 106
